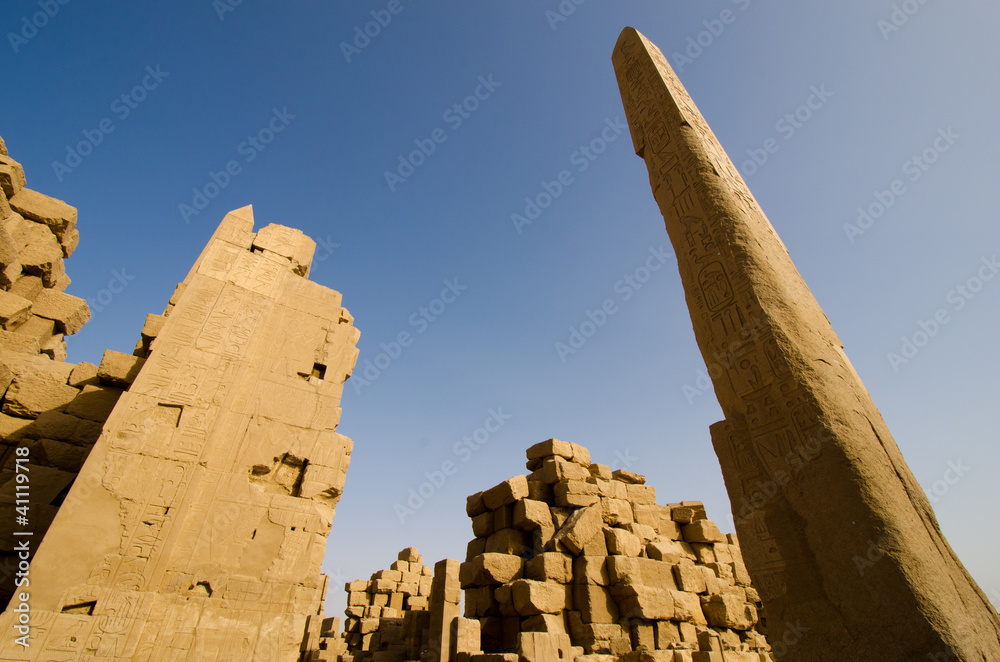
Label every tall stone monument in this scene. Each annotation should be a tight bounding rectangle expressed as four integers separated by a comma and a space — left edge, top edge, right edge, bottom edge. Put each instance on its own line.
0, 206, 360, 660
612, 27, 1000, 661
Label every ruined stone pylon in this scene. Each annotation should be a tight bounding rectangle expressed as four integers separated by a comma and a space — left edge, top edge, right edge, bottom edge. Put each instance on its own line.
612, 27, 1000, 661
0, 207, 360, 660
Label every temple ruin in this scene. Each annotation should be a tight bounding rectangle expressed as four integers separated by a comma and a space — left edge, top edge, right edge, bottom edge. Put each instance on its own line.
0, 22, 997, 662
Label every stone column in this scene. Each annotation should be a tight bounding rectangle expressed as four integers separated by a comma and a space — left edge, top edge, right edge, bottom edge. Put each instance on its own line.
612, 26, 1000, 661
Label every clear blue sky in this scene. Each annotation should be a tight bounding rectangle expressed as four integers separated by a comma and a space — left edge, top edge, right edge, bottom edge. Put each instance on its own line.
4, 1, 998, 618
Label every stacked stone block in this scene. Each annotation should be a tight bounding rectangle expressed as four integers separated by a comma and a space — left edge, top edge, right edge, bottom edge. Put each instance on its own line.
0, 136, 133, 611
0, 207, 360, 659
342, 547, 435, 661
0, 137, 85, 362
460, 440, 774, 662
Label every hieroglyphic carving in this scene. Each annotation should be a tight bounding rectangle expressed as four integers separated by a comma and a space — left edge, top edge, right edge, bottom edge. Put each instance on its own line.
0, 211, 360, 660
615, 27, 1000, 661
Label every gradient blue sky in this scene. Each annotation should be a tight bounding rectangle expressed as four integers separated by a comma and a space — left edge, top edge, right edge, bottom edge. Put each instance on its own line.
4, 1, 998, 617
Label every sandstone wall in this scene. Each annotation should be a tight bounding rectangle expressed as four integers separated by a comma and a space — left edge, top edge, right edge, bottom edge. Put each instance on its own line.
0, 205, 361, 661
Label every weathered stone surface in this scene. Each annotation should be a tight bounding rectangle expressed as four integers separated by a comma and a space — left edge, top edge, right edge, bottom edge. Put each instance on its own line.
0, 155, 25, 198
17, 221, 64, 287
614, 27, 1000, 661
28, 288, 90, 334
67, 361, 99, 388
8, 188, 77, 242
0, 208, 360, 660
0, 290, 31, 328
7, 274, 43, 301
460, 553, 524, 587
2, 372, 78, 418
551, 503, 603, 555
604, 527, 642, 557
524, 552, 573, 584
511, 579, 566, 616
681, 520, 725, 544
483, 475, 530, 510
96, 348, 145, 387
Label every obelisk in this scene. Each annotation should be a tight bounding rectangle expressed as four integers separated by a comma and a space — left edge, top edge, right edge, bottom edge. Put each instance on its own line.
612, 27, 1000, 661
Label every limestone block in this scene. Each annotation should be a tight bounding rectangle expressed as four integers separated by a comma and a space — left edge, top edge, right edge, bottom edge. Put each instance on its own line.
601, 497, 634, 526
8, 275, 42, 301
654, 621, 681, 650
529, 457, 591, 483
518, 631, 574, 662
97, 349, 146, 387
13, 316, 56, 349
581, 525, 609, 557
612, 469, 645, 484
657, 519, 682, 541
596, 479, 627, 500
455, 617, 482, 653
646, 539, 697, 563
467, 537, 487, 561
554, 479, 598, 508
494, 584, 519, 617
527, 438, 591, 465
614, 583, 674, 621
59, 227, 79, 257
0, 413, 31, 441
459, 553, 523, 587
525, 552, 573, 583
629, 621, 656, 650
701, 594, 756, 631
484, 528, 530, 556
589, 463, 612, 480
690, 544, 716, 564
252, 224, 316, 276
0, 328, 38, 355
62, 385, 121, 422
510, 579, 566, 616
731, 558, 752, 586
513, 498, 552, 531
483, 475, 529, 510
30, 289, 90, 335
374, 569, 403, 582
605, 528, 642, 557
527, 479, 553, 503
0, 290, 31, 329
551, 504, 603, 555
2, 373, 78, 418
673, 560, 707, 594
521, 613, 567, 635
8, 188, 77, 243
573, 584, 619, 624
18, 222, 64, 287
626, 483, 656, 505
0, 362, 11, 395
141, 313, 166, 341
472, 512, 493, 537
0, 155, 25, 198
493, 504, 514, 531
573, 556, 609, 586
671, 590, 707, 625
682, 520, 726, 544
